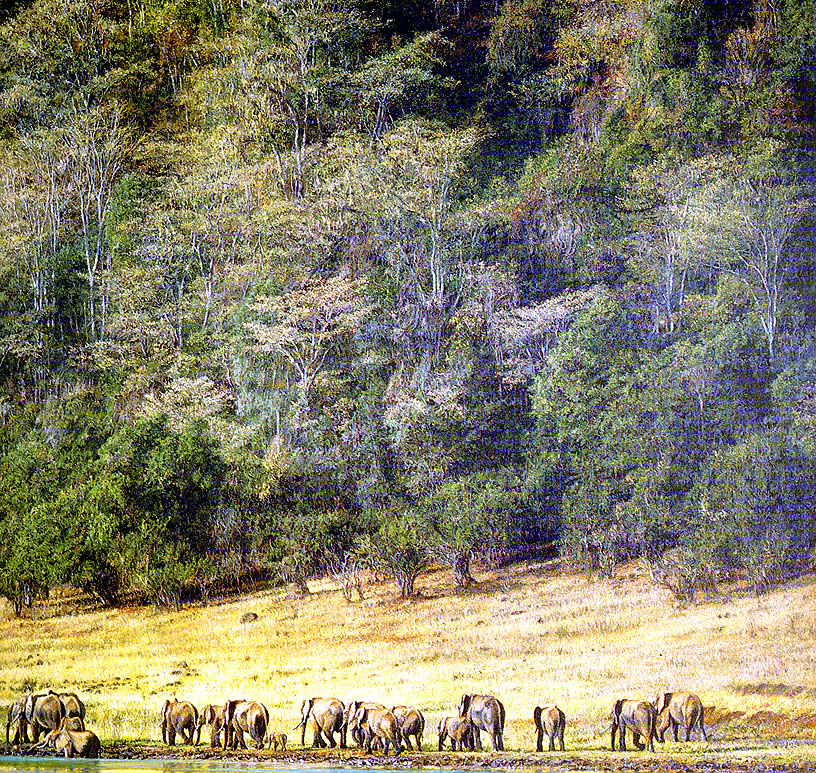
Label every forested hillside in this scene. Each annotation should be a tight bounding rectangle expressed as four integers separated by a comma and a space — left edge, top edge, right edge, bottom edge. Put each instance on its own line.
0, 0, 814, 614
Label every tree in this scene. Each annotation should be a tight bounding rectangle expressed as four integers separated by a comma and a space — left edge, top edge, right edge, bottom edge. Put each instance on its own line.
67, 104, 135, 342
532, 288, 647, 568
359, 503, 430, 598
246, 274, 373, 423
703, 177, 813, 359
684, 432, 816, 594
423, 469, 533, 587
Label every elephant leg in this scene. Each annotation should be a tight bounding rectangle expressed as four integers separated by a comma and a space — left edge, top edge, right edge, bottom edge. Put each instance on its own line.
619, 726, 627, 751
472, 727, 482, 750
632, 731, 645, 750
313, 726, 326, 748
403, 735, 413, 751
684, 723, 691, 742
672, 719, 679, 742
497, 730, 504, 751
168, 726, 176, 746
326, 725, 336, 748
236, 728, 246, 749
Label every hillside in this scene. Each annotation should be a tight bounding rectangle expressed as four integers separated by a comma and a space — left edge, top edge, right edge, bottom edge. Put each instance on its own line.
2, 561, 816, 769
0, 0, 814, 668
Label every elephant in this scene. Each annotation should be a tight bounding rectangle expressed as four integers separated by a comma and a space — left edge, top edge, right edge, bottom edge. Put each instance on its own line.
223, 699, 269, 750
533, 704, 565, 751
272, 732, 287, 750
610, 699, 656, 752
392, 705, 424, 751
437, 715, 473, 751
344, 701, 386, 749
57, 728, 101, 758
652, 691, 707, 742
295, 697, 346, 748
161, 699, 198, 745
355, 705, 403, 756
5, 698, 29, 746
33, 716, 87, 751
50, 691, 85, 722
197, 704, 226, 748
459, 694, 505, 751
24, 692, 65, 742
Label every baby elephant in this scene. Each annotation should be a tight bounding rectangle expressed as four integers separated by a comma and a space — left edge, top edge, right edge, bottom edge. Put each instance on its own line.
272, 732, 287, 751
533, 704, 565, 751
438, 716, 473, 751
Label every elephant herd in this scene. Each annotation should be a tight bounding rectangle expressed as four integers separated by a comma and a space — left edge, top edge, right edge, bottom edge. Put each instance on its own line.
5, 686, 707, 759
5, 690, 101, 758
608, 691, 708, 752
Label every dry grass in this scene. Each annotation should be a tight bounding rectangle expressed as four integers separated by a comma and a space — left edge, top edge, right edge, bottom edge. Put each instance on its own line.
2, 558, 816, 753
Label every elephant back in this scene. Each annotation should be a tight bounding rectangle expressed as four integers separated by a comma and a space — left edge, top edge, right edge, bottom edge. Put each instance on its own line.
27, 693, 65, 729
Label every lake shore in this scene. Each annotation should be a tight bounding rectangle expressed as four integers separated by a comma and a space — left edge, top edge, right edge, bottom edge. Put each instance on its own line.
5, 738, 814, 773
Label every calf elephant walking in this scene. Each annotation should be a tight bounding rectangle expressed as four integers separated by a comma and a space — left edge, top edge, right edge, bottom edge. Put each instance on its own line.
438, 715, 473, 751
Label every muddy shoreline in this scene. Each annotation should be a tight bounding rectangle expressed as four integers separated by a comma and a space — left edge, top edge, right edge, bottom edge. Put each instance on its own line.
5, 742, 815, 773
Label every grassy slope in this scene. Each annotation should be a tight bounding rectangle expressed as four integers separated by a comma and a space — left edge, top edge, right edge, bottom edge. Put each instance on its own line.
2, 559, 816, 765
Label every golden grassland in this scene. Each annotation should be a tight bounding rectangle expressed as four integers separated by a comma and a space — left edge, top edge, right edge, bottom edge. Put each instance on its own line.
2, 558, 816, 766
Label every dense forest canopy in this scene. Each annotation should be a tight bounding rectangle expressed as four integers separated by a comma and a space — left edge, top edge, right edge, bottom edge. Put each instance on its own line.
0, 0, 814, 613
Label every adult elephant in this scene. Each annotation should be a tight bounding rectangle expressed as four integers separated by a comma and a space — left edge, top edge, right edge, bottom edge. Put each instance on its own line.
50, 691, 85, 723
33, 716, 87, 751
610, 699, 656, 752
224, 699, 269, 750
5, 698, 29, 746
24, 692, 65, 743
437, 715, 473, 751
652, 691, 707, 742
459, 694, 505, 751
161, 699, 198, 745
345, 701, 387, 749
295, 697, 346, 748
533, 704, 565, 751
43, 718, 100, 758
356, 705, 403, 756
197, 704, 226, 747
392, 705, 424, 751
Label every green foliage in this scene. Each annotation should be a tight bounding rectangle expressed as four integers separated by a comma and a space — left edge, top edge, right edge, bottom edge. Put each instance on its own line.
684, 432, 816, 593
359, 502, 430, 598
0, 0, 815, 614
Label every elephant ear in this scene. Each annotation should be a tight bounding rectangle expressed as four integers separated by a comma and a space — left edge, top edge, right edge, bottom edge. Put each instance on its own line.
533, 706, 542, 728
458, 695, 471, 716
656, 693, 670, 714
612, 699, 624, 720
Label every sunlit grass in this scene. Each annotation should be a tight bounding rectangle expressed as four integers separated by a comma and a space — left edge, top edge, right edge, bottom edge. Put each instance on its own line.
1, 559, 816, 756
